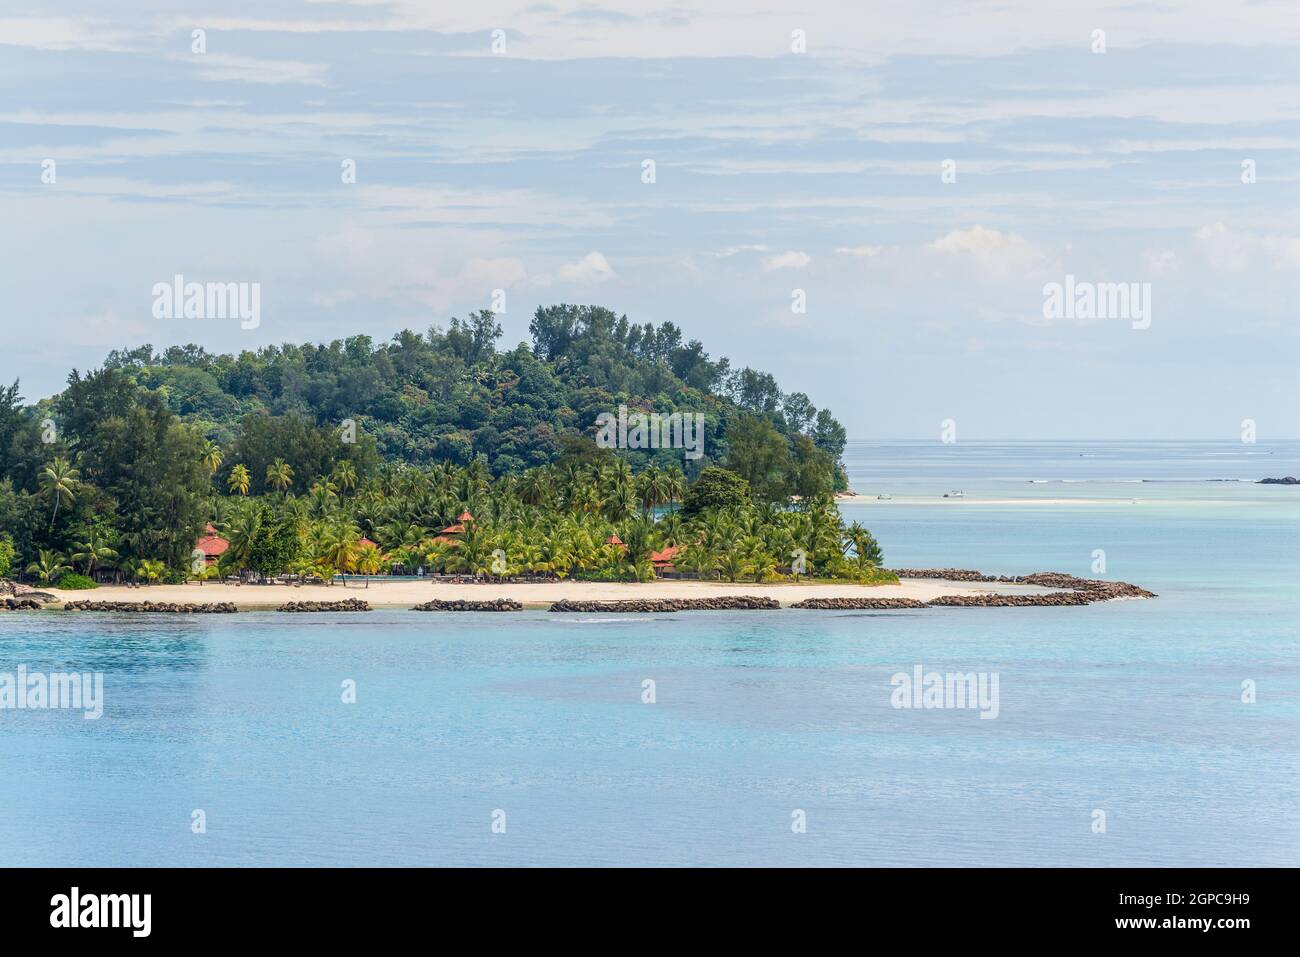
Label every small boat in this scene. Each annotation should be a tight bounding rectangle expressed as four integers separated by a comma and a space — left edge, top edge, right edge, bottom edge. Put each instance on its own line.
943, 490, 965, 498
876, 493, 892, 500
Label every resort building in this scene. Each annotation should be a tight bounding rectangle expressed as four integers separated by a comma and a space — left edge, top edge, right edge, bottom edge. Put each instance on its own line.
194, 524, 230, 567
432, 511, 474, 545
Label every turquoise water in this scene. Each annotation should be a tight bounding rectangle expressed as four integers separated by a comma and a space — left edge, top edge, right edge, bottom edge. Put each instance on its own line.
2, 441, 1298, 866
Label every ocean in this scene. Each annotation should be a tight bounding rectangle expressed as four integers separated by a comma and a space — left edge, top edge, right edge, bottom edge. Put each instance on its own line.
2, 441, 1298, 866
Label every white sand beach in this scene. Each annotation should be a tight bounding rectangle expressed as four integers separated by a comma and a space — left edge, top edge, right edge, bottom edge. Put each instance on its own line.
43, 577, 1054, 610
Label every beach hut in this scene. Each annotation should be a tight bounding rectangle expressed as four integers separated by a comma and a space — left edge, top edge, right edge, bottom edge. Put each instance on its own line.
606, 533, 628, 552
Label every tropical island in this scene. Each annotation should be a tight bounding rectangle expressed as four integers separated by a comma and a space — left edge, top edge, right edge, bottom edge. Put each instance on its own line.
0, 304, 1158, 611
0, 305, 892, 597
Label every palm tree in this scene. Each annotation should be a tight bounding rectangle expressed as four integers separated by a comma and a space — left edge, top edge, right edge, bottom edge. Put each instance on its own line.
843, 521, 884, 572
716, 548, 747, 583
39, 457, 80, 529
201, 439, 223, 476
742, 536, 779, 583
228, 463, 251, 496
678, 539, 716, 580
70, 530, 118, 578
333, 460, 358, 497
26, 549, 71, 585
308, 480, 339, 518
266, 459, 294, 494
663, 465, 686, 512
353, 542, 385, 585
138, 558, 166, 585
638, 465, 667, 514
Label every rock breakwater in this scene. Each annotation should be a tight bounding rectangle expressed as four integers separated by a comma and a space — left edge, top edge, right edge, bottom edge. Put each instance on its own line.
549, 596, 780, 612
63, 600, 237, 613
1, 597, 44, 610
277, 599, 371, 612
791, 597, 928, 609
413, 599, 523, 611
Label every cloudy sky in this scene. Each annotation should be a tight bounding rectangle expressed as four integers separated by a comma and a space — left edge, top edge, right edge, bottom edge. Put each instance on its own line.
2, 1, 1298, 439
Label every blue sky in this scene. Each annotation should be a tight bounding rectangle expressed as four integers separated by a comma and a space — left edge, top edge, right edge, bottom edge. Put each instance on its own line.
2, 1, 1298, 439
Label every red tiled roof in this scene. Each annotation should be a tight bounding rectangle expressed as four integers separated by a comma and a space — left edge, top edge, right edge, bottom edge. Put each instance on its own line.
357, 537, 379, 549
650, 545, 681, 565
458, 510, 473, 522
195, 534, 229, 558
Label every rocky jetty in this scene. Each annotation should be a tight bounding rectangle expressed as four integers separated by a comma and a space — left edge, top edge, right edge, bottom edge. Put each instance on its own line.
892, 567, 1004, 582
1259, 476, 1298, 485
63, 600, 237, 613
277, 598, 371, 612
549, 596, 780, 613
791, 597, 928, 610
926, 591, 1090, 607
413, 598, 523, 611
1, 597, 44, 610
891, 568, 1156, 605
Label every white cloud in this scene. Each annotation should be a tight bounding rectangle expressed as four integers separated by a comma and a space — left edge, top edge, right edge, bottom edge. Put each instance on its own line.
187, 53, 329, 86
835, 245, 888, 258
761, 250, 811, 271
1146, 249, 1180, 278
0, 17, 132, 51
927, 225, 1049, 279
558, 251, 615, 283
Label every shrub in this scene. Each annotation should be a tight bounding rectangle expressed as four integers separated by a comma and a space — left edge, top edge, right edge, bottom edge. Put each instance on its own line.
53, 572, 98, 590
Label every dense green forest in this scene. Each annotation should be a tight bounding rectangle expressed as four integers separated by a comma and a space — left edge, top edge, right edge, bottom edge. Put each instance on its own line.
0, 304, 877, 585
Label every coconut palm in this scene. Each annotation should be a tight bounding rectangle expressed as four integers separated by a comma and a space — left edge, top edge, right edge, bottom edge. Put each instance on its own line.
26, 549, 71, 584
353, 542, 386, 584
266, 459, 294, 493
200, 439, 223, 476
663, 465, 686, 512
638, 464, 668, 514
138, 558, 166, 585
70, 530, 119, 578
742, 536, 779, 583
39, 457, 80, 529
333, 460, 358, 497
227, 463, 251, 496
677, 539, 716, 581
716, 548, 748, 583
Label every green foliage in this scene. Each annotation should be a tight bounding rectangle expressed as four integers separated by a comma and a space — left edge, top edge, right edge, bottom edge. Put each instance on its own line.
0, 307, 852, 579
53, 572, 97, 590
682, 467, 752, 517
0, 534, 15, 578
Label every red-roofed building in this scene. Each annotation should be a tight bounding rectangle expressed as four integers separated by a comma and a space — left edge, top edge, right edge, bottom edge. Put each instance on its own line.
650, 544, 681, 574
194, 524, 229, 566
606, 533, 627, 552
433, 511, 474, 545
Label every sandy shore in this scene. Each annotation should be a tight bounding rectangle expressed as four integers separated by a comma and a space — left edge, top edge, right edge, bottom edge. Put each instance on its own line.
43, 578, 1054, 610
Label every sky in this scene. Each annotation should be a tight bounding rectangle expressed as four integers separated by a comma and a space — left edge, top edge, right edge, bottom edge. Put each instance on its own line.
1, 1, 1298, 440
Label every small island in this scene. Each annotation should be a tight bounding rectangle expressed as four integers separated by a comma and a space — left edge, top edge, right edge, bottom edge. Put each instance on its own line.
0, 305, 1155, 611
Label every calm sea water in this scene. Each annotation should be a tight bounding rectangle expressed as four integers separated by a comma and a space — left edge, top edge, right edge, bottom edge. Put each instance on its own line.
2, 441, 1298, 866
